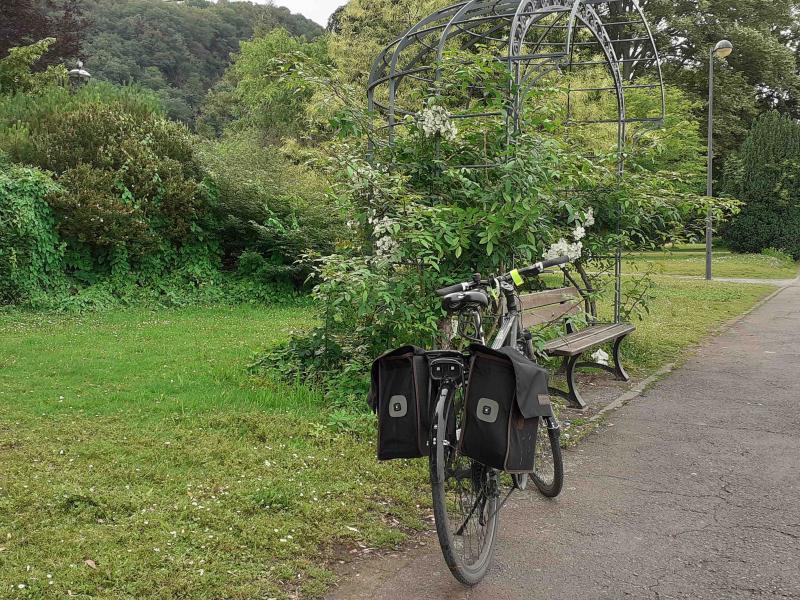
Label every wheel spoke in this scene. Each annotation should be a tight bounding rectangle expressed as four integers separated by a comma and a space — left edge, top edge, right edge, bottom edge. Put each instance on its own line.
430, 379, 498, 583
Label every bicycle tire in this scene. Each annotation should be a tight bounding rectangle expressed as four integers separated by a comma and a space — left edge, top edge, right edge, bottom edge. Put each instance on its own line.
531, 416, 563, 497
518, 339, 564, 498
430, 382, 499, 585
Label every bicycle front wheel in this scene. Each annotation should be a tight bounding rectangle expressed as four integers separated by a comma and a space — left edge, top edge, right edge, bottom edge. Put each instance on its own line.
518, 340, 564, 498
430, 383, 499, 586
531, 416, 563, 497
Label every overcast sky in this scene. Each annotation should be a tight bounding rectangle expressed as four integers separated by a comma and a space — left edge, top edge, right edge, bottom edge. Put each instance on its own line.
268, 1, 345, 27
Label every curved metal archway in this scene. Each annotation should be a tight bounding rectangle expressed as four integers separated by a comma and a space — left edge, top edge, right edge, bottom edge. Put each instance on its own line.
366, 0, 665, 322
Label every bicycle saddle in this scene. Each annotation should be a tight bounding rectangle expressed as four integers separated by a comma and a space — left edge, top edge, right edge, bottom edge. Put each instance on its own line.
441, 290, 490, 311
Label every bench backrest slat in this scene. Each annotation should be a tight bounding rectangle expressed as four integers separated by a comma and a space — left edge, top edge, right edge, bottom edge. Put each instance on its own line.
519, 286, 582, 329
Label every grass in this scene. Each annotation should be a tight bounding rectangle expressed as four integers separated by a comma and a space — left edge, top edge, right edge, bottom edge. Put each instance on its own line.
624, 244, 798, 280
619, 279, 775, 373
0, 305, 429, 599
0, 277, 777, 598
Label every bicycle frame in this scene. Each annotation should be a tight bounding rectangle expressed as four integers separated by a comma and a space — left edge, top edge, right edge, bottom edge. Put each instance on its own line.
467, 281, 523, 351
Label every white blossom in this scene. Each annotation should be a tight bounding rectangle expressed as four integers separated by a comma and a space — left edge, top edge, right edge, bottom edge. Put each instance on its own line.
591, 348, 610, 366
417, 105, 457, 142
584, 208, 595, 227
375, 235, 398, 257
572, 225, 586, 241
544, 238, 583, 261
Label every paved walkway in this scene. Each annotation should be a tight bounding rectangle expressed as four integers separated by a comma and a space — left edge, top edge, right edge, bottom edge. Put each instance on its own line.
329, 283, 800, 599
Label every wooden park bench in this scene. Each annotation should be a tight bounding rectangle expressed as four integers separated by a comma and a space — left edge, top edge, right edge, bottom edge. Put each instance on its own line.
519, 287, 635, 410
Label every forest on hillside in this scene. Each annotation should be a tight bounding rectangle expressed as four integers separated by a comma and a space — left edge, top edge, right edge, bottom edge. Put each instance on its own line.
1, 0, 322, 122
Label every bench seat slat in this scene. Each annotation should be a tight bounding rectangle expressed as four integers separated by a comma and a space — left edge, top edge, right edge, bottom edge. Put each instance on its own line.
520, 302, 581, 329
518, 287, 580, 309
543, 323, 635, 356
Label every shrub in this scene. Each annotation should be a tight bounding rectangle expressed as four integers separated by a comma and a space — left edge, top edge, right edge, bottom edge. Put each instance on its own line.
198, 130, 340, 282
761, 247, 794, 264
1, 93, 215, 276
723, 111, 800, 259
0, 165, 64, 304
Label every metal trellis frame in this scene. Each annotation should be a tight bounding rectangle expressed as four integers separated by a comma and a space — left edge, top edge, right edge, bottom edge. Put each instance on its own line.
367, 0, 665, 323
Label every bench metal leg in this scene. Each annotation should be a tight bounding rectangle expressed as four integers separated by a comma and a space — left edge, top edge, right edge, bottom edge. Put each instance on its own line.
565, 354, 588, 410
613, 335, 630, 382
548, 355, 588, 410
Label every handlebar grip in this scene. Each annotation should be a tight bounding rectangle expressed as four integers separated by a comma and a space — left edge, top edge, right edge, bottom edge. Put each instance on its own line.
435, 282, 471, 297
541, 256, 571, 269
518, 256, 571, 278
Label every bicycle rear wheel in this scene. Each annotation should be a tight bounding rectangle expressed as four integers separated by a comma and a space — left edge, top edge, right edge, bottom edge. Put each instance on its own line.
430, 382, 499, 585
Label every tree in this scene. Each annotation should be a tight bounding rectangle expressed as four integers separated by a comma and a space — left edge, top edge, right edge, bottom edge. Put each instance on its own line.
48, 0, 90, 65
639, 0, 799, 156
0, 0, 89, 67
0, 0, 49, 58
227, 28, 330, 142
327, 0, 451, 86
0, 39, 65, 95
723, 111, 800, 258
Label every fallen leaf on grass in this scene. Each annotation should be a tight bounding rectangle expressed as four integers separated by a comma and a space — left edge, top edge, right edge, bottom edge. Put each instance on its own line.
84, 559, 98, 569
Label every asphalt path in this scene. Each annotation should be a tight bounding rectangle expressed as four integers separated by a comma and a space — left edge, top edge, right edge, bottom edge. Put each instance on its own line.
328, 283, 800, 599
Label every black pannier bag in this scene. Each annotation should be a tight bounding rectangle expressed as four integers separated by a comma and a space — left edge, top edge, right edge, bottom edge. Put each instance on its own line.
367, 346, 431, 460
460, 345, 553, 473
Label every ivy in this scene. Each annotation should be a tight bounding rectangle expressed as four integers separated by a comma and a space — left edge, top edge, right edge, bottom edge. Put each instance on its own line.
0, 165, 64, 304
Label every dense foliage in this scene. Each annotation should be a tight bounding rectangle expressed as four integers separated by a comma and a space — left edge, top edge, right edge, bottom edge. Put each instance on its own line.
723, 111, 800, 259
1, 80, 211, 271
0, 164, 64, 304
199, 28, 331, 140
198, 130, 340, 281
2, 0, 793, 324
0, 40, 339, 309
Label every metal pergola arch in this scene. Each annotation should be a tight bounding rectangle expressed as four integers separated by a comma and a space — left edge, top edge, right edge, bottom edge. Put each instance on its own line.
366, 0, 665, 322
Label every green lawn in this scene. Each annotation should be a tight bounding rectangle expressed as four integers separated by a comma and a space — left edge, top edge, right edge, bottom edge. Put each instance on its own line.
0, 278, 777, 598
618, 279, 775, 372
0, 305, 428, 599
624, 244, 798, 280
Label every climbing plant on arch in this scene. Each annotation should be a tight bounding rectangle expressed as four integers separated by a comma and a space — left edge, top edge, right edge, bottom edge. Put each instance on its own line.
367, 0, 666, 322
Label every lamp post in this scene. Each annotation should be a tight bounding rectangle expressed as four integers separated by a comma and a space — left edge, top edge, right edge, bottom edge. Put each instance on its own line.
706, 39, 733, 280
68, 60, 91, 89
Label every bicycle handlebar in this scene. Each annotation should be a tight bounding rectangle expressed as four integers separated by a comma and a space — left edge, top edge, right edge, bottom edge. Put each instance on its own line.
518, 255, 571, 276
435, 282, 474, 297
434, 256, 571, 296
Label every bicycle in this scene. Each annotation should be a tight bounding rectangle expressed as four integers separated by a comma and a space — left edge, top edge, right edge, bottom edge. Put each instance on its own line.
427, 255, 569, 585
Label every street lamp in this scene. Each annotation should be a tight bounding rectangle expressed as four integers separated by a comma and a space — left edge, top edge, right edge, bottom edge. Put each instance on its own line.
68, 60, 91, 89
706, 39, 733, 280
